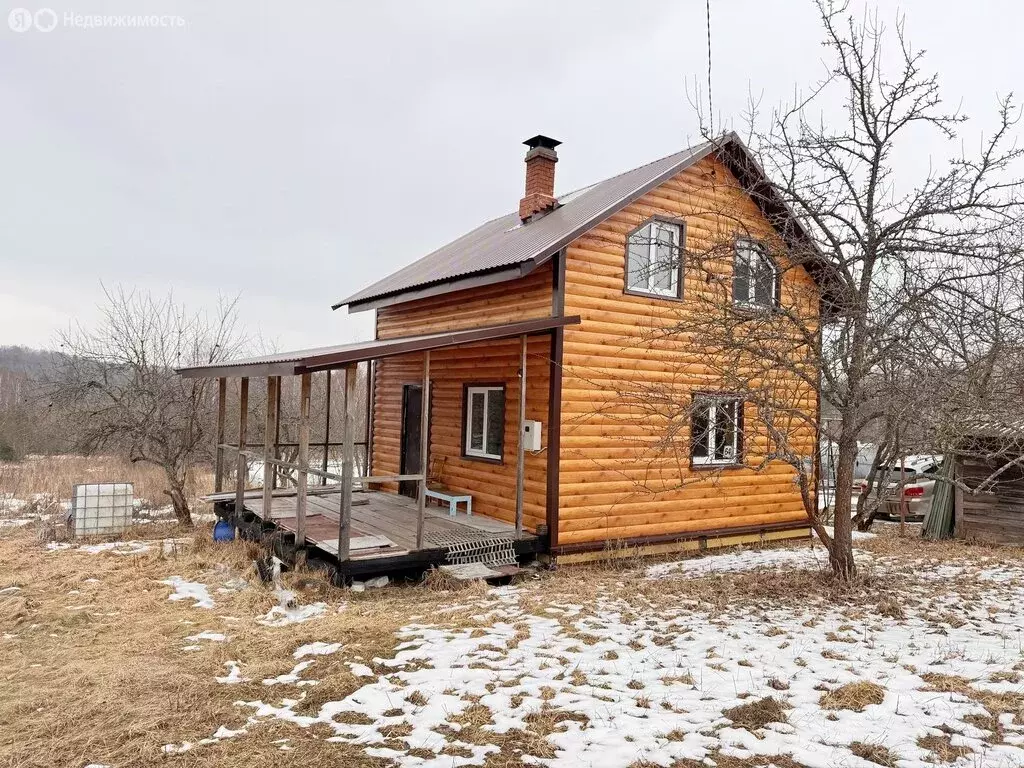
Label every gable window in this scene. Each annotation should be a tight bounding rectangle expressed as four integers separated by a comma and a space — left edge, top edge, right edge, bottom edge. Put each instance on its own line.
733, 240, 779, 309
463, 385, 505, 461
691, 396, 742, 466
626, 218, 684, 298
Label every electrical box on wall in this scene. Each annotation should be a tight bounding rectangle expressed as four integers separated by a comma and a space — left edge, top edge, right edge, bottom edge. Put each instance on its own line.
523, 420, 542, 451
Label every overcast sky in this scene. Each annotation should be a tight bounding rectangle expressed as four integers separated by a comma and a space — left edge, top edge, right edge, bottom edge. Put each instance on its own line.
2, 0, 1021, 351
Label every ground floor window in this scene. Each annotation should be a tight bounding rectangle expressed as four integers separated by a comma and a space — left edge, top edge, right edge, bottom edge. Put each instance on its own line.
463, 384, 505, 460
691, 396, 742, 466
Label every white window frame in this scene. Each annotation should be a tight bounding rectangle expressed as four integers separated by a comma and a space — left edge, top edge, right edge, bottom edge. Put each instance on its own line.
627, 219, 683, 298
691, 398, 741, 466
733, 239, 779, 309
464, 385, 504, 460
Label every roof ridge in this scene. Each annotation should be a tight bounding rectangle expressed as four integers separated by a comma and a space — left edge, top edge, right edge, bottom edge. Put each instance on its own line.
554, 136, 718, 202
335, 133, 743, 310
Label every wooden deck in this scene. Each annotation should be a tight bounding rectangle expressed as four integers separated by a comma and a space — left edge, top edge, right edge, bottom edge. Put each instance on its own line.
238, 490, 540, 571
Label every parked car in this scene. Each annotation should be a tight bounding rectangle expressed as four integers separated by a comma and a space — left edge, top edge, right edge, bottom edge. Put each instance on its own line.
856, 455, 942, 522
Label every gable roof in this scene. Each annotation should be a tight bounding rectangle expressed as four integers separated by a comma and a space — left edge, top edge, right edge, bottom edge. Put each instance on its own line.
335, 133, 831, 313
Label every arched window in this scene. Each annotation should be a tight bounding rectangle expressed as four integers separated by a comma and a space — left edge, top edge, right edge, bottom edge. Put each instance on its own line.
625, 217, 685, 299
733, 239, 779, 309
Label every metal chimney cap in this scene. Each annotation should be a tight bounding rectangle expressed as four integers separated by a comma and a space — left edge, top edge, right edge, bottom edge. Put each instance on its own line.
523, 135, 562, 151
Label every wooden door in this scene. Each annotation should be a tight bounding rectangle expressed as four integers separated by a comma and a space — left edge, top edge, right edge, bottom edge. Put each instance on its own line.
399, 384, 422, 498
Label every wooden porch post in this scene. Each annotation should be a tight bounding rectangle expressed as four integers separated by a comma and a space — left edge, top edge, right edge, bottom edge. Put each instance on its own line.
416, 351, 430, 550
337, 363, 357, 562
296, 372, 311, 548
235, 377, 249, 518
262, 376, 279, 521
272, 378, 282, 490
214, 377, 227, 493
515, 334, 527, 535
322, 370, 332, 486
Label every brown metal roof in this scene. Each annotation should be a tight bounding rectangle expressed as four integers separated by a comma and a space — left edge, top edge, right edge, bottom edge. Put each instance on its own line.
334, 133, 836, 313
177, 315, 580, 379
334, 138, 720, 311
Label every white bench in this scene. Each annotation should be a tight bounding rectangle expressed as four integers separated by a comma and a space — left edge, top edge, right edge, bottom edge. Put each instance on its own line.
424, 489, 472, 517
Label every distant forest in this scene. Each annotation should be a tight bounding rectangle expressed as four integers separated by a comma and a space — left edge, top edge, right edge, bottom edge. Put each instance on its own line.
0, 346, 64, 458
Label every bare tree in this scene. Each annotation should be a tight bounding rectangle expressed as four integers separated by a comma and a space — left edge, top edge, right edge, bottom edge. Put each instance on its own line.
46, 287, 245, 525
652, 1, 1024, 578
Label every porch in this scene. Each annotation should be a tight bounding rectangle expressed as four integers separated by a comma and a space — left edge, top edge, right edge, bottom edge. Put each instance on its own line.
178, 315, 578, 577
204, 487, 542, 577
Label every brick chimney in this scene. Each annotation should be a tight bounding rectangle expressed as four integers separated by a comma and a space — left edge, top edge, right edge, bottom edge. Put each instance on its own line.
519, 135, 561, 222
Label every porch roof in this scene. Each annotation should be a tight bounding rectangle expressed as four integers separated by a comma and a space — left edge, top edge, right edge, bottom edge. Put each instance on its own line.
177, 315, 580, 379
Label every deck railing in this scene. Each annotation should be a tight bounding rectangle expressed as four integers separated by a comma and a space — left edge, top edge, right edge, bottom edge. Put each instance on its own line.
213, 357, 432, 562
217, 444, 423, 560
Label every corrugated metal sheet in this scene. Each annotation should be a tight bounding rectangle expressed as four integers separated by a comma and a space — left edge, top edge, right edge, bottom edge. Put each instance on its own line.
176, 316, 580, 378
959, 416, 1024, 440
334, 138, 719, 308
922, 457, 954, 540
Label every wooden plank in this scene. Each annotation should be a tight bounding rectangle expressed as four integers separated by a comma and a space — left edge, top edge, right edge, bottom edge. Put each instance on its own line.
306, 496, 339, 516
214, 377, 227, 493
235, 377, 248, 517
516, 333, 527, 535
296, 372, 311, 547
350, 502, 419, 549
203, 487, 369, 503
262, 376, 279, 521
416, 352, 430, 549
272, 374, 282, 489
338, 363, 357, 562
349, 512, 417, 550
322, 369, 332, 486
316, 535, 395, 555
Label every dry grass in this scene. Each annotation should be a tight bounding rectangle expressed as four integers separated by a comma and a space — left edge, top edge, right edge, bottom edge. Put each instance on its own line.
919, 672, 975, 695
0, 453, 213, 510
819, 681, 886, 711
722, 697, 789, 729
3, 478, 1023, 767
917, 733, 971, 762
849, 741, 898, 766
0, 523, 465, 768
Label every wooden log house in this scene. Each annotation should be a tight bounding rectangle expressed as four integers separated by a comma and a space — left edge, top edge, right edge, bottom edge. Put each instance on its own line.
179, 132, 831, 575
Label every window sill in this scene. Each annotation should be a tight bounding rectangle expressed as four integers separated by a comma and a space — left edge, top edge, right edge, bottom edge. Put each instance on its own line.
732, 302, 780, 317
690, 462, 746, 471
461, 453, 504, 465
624, 287, 684, 303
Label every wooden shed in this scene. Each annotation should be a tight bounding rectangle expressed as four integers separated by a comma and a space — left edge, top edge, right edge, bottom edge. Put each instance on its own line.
953, 419, 1024, 544
180, 132, 833, 576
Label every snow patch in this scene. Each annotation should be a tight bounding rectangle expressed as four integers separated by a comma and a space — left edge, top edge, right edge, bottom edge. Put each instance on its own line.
645, 545, 841, 578
215, 661, 246, 684
294, 641, 342, 659
263, 660, 316, 686
257, 588, 327, 627
161, 577, 215, 609
185, 630, 229, 643
225, 556, 1024, 768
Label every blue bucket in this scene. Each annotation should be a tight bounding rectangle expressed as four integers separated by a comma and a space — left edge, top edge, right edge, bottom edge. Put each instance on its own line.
213, 520, 235, 542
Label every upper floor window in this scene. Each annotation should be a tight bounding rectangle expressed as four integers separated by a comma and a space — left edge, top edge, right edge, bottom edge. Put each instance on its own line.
464, 385, 505, 461
626, 218, 684, 299
733, 240, 779, 309
691, 396, 743, 466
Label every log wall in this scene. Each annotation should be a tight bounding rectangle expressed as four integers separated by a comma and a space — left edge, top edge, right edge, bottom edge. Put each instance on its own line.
375, 262, 553, 340
371, 265, 554, 531
370, 337, 550, 531
557, 155, 819, 546
955, 454, 1024, 544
